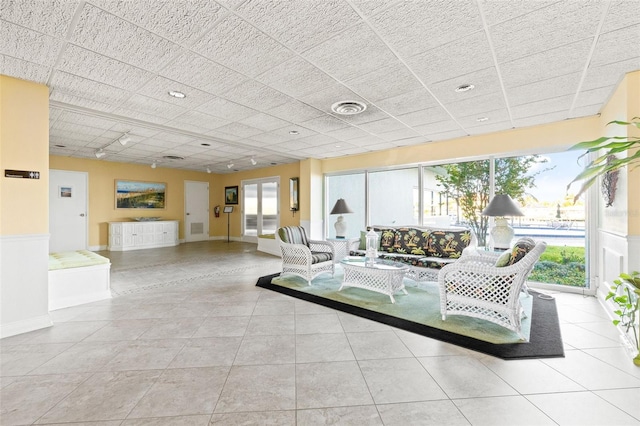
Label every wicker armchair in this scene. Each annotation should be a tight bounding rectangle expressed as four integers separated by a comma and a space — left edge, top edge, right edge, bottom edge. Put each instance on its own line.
276, 226, 335, 285
438, 241, 546, 338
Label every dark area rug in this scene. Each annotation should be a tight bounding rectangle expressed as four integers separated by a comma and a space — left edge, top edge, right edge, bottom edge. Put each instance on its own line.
256, 273, 564, 360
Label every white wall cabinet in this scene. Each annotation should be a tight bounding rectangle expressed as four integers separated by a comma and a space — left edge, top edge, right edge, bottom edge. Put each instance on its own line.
108, 220, 179, 251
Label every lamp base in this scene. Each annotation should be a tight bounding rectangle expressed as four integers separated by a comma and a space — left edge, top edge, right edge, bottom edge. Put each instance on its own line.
334, 216, 347, 238
490, 217, 514, 250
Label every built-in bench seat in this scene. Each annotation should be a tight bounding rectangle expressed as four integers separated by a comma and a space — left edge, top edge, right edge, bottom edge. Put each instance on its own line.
48, 250, 111, 310
348, 226, 477, 283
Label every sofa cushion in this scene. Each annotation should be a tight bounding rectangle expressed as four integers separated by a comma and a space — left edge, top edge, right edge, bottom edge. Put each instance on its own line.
425, 230, 472, 258
378, 252, 422, 266
311, 252, 332, 263
392, 227, 429, 255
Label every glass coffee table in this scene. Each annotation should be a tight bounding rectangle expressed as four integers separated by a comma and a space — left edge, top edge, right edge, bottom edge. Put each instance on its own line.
339, 257, 410, 303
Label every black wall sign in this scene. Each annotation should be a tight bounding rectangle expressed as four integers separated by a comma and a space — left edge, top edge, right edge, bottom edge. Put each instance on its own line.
4, 170, 40, 179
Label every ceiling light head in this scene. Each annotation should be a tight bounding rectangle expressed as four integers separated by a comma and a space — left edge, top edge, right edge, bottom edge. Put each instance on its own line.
455, 84, 475, 93
151, 161, 157, 169
206, 167, 212, 174
168, 90, 186, 99
250, 157, 257, 166
227, 162, 234, 169
476, 117, 489, 122
95, 149, 106, 159
118, 133, 131, 146
331, 100, 367, 115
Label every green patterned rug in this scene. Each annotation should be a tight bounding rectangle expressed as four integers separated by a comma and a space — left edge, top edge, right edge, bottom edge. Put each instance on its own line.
256, 269, 564, 359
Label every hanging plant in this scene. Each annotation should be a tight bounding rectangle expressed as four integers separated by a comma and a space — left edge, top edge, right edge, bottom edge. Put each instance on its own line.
600, 155, 619, 207
567, 117, 640, 203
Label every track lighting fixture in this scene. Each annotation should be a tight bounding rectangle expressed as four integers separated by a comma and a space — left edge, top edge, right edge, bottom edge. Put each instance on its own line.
206, 167, 212, 174
95, 149, 106, 158
118, 133, 131, 146
227, 161, 234, 169
151, 161, 157, 169
250, 157, 257, 166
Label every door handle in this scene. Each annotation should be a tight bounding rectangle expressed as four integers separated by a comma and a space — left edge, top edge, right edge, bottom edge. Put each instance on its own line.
80, 213, 85, 217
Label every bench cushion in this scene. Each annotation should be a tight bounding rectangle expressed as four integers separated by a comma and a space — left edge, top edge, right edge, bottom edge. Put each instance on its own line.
425, 230, 472, 258
49, 250, 110, 270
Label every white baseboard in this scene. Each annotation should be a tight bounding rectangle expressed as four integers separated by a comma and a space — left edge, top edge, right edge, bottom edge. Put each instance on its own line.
88, 245, 107, 251
0, 314, 53, 339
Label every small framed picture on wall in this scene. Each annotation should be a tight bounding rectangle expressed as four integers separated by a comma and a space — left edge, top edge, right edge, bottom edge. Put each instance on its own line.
225, 186, 238, 205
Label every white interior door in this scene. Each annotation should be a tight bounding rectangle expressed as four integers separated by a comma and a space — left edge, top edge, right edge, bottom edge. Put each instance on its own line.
242, 177, 279, 242
185, 180, 209, 242
49, 170, 88, 252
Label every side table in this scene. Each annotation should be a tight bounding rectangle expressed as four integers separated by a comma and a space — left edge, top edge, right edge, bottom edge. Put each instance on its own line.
327, 237, 360, 263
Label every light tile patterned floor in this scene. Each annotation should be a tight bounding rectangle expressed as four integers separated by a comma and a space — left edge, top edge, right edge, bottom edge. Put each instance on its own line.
1, 241, 639, 425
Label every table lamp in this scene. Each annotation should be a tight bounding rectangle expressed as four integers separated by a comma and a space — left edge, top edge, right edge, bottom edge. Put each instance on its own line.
481, 194, 524, 250
330, 198, 353, 238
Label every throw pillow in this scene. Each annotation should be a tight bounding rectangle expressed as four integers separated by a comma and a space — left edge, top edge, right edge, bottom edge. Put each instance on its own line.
494, 250, 512, 267
507, 237, 536, 266
359, 230, 382, 250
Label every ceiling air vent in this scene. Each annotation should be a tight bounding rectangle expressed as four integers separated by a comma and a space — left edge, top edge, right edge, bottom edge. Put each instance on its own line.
331, 100, 367, 115
162, 155, 184, 160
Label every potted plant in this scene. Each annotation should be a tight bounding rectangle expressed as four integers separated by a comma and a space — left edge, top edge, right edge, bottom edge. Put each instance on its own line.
605, 271, 640, 366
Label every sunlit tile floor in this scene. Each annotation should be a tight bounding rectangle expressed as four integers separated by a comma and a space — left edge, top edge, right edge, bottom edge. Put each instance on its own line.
2, 241, 639, 425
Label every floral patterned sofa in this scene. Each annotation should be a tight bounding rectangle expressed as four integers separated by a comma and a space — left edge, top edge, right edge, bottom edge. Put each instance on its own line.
348, 226, 477, 283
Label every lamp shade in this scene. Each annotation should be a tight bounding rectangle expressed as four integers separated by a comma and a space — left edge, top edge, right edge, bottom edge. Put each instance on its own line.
482, 194, 524, 217
330, 198, 353, 215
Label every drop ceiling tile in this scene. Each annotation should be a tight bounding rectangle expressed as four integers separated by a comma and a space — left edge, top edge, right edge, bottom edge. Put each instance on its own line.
511, 95, 573, 120
458, 108, 511, 129
397, 107, 452, 127
465, 119, 513, 135
489, 1, 602, 63
0, 54, 50, 83
344, 62, 423, 103
248, 133, 287, 145
94, 0, 225, 45
56, 122, 105, 138
513, 111, 569, 128
161, 52, 248, 96
582, 58, 640, 91
238, 113, 292, 132
428, 129, 468, 141
339, 147, 369, 156
214, 123, 263, 138
325, 126, 371, 141
600, 0, 640, 34
191, 14, 294, 77
427, 67, 502, 104
204, 129, 244, 142
0, 21, 62, 66
479, 0, 558, 27
573, 86, 616, 110
165, 111, 231, 133
376, 127, 422, 142
255, 56, 337, 98
507, 72, 581, 107
444, 91, 506, 119
137, 75, 215, 108
300, 84, 367, 111
299, 115, 349, 133
500, 39, 594, 88
302, 23, 397, 82
268, 100, 325, 123
296, 134, 341, 147
57, 44, 154, 91
350, 0, 396, 17
70, 4, 181, 71
414, 119, 463, 137
0, 0, 79, 38
364, 141, 397, 151
117, 94, 187, 121
221, 80, 291, 111
346, 135, 388, 148
108, 106, 169, 126
196, 98, 258, 121
590, 24, 640, 67
357, 117, 408, 135
55, 112, 116, 130
49, 91, 117, 114
50, 71, 132, 104
570, 104, 602, 119
406, 31, 495, 85
237, 0, 360, 53
368, 1, 483, 58
374, 88, 440, 116
393, 136, 428, 147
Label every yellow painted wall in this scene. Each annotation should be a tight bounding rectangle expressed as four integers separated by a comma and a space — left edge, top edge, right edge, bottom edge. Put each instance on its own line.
0, 75, 49, 235
50, 156, 215, 246
49, 156, 301, 246
212, 162, 301, 237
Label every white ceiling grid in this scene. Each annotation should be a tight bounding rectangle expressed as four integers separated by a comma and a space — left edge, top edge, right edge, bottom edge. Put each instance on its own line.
1, 0, 639, 173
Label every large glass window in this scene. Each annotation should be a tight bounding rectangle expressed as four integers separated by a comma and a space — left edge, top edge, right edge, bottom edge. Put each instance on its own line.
369, 168, 419, 226
326, 173, 365, 239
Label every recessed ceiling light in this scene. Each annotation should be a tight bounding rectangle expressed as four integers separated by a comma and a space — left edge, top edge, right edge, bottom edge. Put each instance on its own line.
168, 90, 186, 99
455, 84, 475, 93
270, 162, 277, 165
476, 117, 489, 122
201, 143, 211, 146
331, 100, 367, 115
289, 130, 299, 135
335, 144, 341, 148
54, 144, 66, 148
162, 155, 184, 160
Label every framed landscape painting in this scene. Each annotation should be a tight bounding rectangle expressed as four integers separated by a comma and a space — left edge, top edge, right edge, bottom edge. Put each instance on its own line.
225, 186, 238, 205
115, 180, 166, 209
